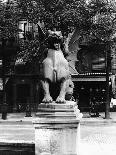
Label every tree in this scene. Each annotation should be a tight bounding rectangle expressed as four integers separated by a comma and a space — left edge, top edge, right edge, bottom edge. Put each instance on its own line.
14, 0, 91, 70
17, 0, 90, 35
87, 0, 116, 41
0, 0, 116, 73
1, 0, 116, 50
0, 0, 21, 40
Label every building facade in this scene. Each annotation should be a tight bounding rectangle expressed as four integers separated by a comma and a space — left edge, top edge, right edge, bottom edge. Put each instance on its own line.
71, 43, 114, 112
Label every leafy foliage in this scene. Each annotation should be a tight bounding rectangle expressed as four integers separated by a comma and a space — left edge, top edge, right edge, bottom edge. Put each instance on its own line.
0, 0, 116, 73
0, 0, 116, 40
0, 0, 21, 39
86, 0, 116, 42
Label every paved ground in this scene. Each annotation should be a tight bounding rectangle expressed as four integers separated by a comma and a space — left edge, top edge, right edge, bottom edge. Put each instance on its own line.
80, 112, 116, 155
0, 112, 116, 155
80, 122, 116, 155
0, 113, 35, 144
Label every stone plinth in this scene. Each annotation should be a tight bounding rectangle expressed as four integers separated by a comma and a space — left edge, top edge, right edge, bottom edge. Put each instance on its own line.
33, 101, 82, 155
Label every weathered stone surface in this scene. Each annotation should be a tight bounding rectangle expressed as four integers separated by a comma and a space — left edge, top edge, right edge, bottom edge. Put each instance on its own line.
34, 101, 82, 155
35, 101, 82, 121
37, 101, 77, 113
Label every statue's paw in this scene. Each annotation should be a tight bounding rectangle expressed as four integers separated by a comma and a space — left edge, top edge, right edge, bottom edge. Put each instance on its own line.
56, 96, 66, 104
42, 96, 53, 103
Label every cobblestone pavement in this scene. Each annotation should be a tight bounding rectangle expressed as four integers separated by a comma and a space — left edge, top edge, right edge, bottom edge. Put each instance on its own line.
80, 122, 116, 155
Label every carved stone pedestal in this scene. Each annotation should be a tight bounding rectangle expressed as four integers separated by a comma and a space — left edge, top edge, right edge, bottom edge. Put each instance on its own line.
33, 101, 82, 155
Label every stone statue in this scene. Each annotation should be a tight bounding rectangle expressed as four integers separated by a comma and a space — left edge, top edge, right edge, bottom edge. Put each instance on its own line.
40, 30, 75, 103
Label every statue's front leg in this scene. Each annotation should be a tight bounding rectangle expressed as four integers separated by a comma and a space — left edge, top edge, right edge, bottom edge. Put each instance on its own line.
41, 80, 53, 103
56, 79, 67, 103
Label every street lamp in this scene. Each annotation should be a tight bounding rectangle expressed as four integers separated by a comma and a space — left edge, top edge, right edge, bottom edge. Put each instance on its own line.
1, 54, 7, 119
105, 42, 111, 119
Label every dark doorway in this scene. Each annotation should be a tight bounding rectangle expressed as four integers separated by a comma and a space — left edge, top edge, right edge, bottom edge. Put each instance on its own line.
78, 88, 90, 111
17, 84, 30, 112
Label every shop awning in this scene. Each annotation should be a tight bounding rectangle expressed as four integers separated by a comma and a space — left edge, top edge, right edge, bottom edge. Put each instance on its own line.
72, 77, 106, 81
71, 73, 107, 82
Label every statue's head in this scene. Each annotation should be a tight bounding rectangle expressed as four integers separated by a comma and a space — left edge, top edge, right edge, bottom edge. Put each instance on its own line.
47, 30, 63, 50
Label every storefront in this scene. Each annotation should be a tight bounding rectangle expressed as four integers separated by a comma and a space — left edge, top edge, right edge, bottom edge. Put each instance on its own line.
14, 76, 40, 112
0, 74, 40, 113
72, 73, 110, 112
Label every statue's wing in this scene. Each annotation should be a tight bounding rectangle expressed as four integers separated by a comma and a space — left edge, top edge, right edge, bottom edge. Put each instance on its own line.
65, 28, 81, 74
36, 21, 48, 62
37, 21, 46, 42
68, 28, 81, 53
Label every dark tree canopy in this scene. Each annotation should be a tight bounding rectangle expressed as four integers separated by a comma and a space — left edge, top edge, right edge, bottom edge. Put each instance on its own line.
0, 0, 116, 72
0, 0, 116, 40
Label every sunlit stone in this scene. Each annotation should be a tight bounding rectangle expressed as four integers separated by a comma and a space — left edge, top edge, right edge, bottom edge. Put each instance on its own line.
34, 101, 82, 155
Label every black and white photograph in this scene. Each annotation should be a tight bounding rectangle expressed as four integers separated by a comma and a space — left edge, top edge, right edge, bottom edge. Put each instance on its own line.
0, 0, 116, 154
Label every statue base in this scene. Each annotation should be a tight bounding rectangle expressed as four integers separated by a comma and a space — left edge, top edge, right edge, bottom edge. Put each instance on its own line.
33, 101, 82, 155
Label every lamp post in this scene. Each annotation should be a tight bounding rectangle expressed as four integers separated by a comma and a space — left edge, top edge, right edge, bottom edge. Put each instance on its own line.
0, 38, 8, 119
1, 52, 7, 119
105, 42, 111, 119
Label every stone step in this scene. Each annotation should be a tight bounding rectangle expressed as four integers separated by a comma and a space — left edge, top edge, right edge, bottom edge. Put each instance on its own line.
34, 101, 82, 125
37, 101, 77, 114
37, 108, 75, 112
36, 112, 75, 117
38, 101, 77, 110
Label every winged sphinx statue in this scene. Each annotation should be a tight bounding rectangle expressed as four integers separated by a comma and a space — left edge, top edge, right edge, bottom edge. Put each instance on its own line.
38, 24, 80, 103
